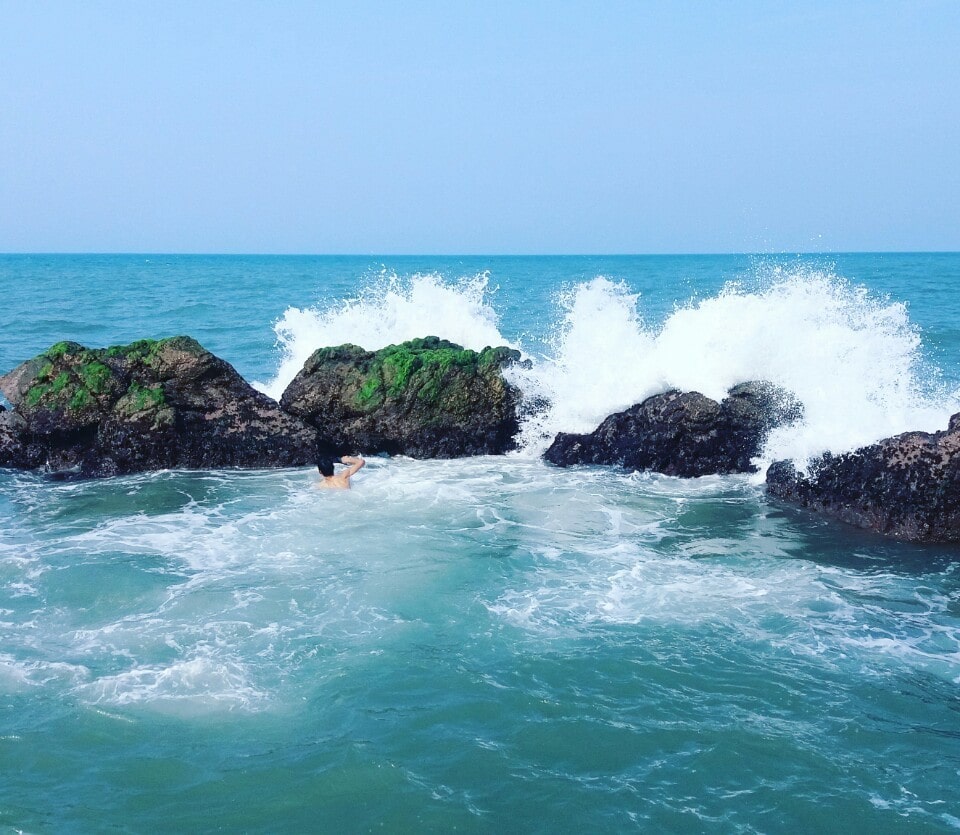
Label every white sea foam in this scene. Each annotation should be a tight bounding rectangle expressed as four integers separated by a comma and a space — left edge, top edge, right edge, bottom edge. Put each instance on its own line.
257, 271, 511, 400
507, 277, 656, 448
0, 654, 34, 692
79, 654, 266, 714
487, 516, 960, 685
0, 654, 90, 693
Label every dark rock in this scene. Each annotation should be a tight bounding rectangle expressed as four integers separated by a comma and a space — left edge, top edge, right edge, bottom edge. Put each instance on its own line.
0, 337, 318, 478
766, 415, 960, 542
0, 405, 30, 468
544, 381, 802, 477
280, 336, 522, 457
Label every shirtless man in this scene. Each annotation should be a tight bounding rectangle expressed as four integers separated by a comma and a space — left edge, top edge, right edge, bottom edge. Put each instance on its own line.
316, 454, 365, 490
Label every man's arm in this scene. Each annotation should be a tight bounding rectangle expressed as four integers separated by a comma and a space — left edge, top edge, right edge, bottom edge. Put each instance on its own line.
340, 455, 365, 477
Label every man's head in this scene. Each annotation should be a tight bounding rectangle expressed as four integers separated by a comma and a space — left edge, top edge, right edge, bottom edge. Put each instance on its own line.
316, 458, 335, 477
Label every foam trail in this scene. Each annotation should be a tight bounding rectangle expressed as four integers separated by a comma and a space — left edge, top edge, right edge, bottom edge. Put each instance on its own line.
515, 266, 959, 464
257, 271, 510, 400
79, 655, 266, 715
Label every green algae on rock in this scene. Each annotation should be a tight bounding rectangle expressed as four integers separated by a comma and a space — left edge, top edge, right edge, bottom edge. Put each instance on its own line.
0, 337, 318, 478
10, 343, 125, 432
280, 336, 523, 457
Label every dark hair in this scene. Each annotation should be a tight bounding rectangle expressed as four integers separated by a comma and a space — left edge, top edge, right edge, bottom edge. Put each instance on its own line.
316, 458, 335, 477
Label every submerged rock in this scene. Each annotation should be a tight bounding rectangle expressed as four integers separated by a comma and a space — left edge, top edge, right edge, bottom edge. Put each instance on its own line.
543, 381, 802, 477
0, 337, 318, 478
766, 414, 960, 543
280, 337, 523, 457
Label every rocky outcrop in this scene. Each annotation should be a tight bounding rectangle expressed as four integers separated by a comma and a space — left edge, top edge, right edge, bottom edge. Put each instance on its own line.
766, 414, 960, 542
280, 337, 523, 457
0, 337, 318, 478
544, 382, 802, 477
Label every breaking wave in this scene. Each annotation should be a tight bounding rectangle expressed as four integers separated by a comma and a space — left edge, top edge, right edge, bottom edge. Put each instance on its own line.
260, 263, 959, 466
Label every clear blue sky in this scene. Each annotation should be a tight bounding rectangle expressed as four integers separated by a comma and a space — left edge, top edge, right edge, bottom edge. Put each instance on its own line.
1, 1, 957, 254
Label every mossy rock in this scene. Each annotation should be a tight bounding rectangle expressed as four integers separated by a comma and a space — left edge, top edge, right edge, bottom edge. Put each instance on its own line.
281, 336, 522, 457
114, 381, 174, 428
17, 350, 122, 419
0, 335, 319, 477
2, 337, 212, 417
105, 339, 162, 364
303, 337, 514, 414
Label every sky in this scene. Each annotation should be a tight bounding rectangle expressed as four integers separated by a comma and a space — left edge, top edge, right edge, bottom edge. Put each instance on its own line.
0, 1, 958, 254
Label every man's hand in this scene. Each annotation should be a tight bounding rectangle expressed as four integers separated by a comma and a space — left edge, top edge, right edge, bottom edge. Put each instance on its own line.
340, 455, 366, 476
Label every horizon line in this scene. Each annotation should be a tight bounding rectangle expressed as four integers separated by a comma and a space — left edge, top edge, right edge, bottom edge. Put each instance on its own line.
1, 250, 959, 258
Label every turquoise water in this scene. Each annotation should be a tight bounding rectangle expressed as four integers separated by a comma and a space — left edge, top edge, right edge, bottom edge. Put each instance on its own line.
1, 254, 959, 832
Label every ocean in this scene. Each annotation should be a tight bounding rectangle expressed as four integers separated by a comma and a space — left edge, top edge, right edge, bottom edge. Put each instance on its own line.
1, 253, 959, 832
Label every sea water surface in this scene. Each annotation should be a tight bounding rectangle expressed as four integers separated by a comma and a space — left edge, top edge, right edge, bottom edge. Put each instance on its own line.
1, 254, 959, 832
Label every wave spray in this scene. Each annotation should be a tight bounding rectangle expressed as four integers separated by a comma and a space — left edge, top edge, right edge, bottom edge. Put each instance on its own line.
261, 264, 957, 467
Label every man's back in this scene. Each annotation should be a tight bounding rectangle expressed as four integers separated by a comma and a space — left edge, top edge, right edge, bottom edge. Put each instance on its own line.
315, 455, 365, 490
317, 472, 352, 490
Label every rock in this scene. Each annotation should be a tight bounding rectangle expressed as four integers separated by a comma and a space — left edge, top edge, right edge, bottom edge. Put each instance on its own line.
544, 381, 802, 477
766, 415, 960, 542
0, 337, 318, 478
280, 337, 523, 457
0, 405, 29, 468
